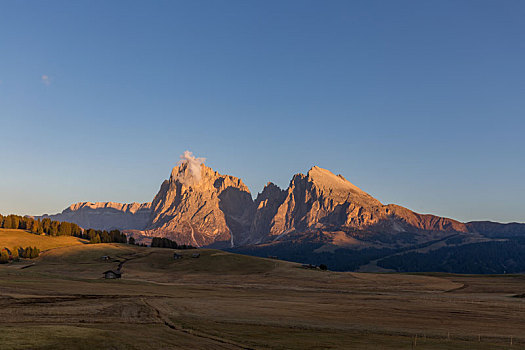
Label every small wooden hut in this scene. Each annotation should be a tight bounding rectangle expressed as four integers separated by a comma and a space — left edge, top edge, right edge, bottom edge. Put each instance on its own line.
103, 270, 121, 279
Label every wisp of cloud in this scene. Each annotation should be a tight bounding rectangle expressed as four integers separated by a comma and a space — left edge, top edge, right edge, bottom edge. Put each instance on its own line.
176, 150, 206, 186
41, 75, 51, 86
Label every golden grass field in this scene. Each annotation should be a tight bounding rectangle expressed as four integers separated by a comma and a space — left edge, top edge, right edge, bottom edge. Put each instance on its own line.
1, 229, 524, 349
0, 228, 87, 252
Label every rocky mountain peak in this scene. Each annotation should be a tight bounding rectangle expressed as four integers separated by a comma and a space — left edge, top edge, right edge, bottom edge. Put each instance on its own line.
304, 166, 382, 207
248, 182, 287, 244
255, 182, 284, 203
147, 161, 254, 247
307, 166, 362, 191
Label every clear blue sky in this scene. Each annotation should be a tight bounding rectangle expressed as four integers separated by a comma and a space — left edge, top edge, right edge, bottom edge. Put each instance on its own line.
1, 0, 524, 222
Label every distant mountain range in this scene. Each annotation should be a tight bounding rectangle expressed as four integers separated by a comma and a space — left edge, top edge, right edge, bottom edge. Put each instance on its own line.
40, 159, 525, 273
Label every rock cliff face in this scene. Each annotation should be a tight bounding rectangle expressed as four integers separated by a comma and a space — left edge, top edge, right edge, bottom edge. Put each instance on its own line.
144, 162, 254, 247
249, 183, 287, 244
39, 202, 152, 231
247, 166, 467, 244
267, 166, 383, 236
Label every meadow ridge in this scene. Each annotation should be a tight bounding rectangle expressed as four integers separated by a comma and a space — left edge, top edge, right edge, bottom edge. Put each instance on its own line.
0, 230, 524, 349
0, 228, 87, 252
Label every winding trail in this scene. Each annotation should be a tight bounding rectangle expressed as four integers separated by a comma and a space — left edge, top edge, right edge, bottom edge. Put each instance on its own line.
115, 251, 154, 271
141, 298, 255, 350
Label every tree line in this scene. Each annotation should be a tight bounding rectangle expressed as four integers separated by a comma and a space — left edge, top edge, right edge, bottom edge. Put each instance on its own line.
0, 246, 40, 263
1, 213, 198, 249
151, 237, 195, 249
84, 228, 128, 244
0, 214, 128, 244
1, 214, 82, 237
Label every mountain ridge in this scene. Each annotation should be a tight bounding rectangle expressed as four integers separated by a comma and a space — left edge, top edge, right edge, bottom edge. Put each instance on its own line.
39, 162, 525, 253
40, 201, 152, 231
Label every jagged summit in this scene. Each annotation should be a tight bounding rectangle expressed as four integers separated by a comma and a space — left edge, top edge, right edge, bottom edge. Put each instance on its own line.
250, 182, 287, 244
307, 166, 365, 193
305, 166, 382, 206
147, 162, 254, 247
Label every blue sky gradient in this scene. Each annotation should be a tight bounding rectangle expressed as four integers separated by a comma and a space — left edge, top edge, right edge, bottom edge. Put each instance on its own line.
1, 1, 524, 222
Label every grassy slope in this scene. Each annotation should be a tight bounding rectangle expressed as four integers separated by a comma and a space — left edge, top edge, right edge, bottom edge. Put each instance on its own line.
1, 243, 525, 349
0, 228, 87, 252
21, 244, 284, 281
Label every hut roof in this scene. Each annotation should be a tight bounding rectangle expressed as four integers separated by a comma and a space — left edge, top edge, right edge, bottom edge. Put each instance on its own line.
103, 270, 121, 275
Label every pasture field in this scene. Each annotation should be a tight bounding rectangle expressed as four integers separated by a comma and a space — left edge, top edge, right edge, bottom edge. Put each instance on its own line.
0, 228, 87, 252
0, 239, 524, 349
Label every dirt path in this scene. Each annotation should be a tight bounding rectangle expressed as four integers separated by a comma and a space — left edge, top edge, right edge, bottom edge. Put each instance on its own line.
114, 251, 154, 271
141, 298, 255, 350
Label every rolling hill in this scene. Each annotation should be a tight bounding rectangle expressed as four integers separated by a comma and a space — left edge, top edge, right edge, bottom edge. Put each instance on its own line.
0, 228, 87, 252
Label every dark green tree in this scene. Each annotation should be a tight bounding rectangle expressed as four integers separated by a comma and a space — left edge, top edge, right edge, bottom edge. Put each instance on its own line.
0, 250, 9, 264
90, 234, 101, 244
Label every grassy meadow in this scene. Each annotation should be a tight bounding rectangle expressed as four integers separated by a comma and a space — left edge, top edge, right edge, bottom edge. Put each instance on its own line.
0, 229, 524, 349
0, 228, 87, 252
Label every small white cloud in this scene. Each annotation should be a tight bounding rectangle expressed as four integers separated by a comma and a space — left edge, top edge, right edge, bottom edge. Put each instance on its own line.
41, 75, 51, 86
175, 150, 206, 186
